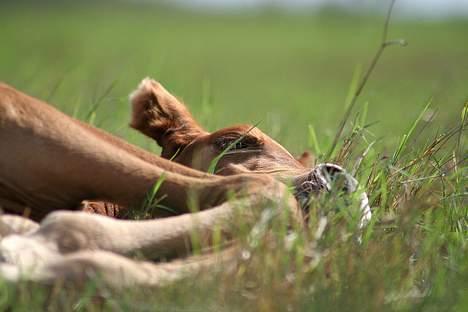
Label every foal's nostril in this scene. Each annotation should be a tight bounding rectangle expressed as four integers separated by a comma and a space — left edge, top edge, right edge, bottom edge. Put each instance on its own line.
316, 163, 358, 194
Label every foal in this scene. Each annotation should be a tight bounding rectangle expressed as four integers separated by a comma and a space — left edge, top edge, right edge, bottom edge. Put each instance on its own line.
0, 79, 370, 287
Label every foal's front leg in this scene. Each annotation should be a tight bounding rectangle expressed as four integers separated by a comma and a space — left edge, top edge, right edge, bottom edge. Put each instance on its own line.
0, 212, 242, 288
0, 246, 240, 288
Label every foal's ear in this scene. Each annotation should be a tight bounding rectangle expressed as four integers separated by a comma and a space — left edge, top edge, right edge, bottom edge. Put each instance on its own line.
296, 151, 314, 168
129, 78, 207, 158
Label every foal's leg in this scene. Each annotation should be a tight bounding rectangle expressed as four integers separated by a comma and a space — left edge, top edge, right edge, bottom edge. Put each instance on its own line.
0, 83, 277, 219
0, 247, 239, 288
0, 181, 295, 264
0, 185, 296, 286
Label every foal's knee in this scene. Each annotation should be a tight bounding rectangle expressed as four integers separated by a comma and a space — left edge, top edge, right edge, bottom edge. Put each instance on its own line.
38, 211, 104, 253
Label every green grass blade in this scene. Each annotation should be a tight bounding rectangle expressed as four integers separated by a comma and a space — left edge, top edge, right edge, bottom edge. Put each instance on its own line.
308, 124, 322, 157
391, 99, 432, 165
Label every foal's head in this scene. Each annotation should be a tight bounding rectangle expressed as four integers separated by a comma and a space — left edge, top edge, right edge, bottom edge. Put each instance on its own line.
130, 78, 370, 223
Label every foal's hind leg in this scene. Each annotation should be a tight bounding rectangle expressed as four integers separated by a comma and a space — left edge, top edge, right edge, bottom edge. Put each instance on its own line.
0, 83, 280, 220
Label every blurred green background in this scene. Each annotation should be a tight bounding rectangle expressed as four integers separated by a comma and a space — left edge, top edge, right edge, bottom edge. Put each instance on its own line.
0, 3, 466, 310
1, 1, 466, 156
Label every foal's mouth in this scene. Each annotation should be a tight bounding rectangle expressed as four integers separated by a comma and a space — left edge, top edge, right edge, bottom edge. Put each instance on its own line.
293, 163, 372, 228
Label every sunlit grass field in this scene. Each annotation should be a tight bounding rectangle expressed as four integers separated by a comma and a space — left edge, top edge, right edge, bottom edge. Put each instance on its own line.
0, 1, 466, 311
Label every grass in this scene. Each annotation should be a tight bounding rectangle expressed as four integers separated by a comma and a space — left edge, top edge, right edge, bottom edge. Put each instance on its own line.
0, 1, 467, 311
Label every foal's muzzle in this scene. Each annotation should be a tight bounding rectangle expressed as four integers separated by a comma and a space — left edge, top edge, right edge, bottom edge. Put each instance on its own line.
293, 163, 371, 228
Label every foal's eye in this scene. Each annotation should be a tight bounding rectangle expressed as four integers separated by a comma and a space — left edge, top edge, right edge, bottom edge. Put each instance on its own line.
215, 136, 259, 151
217, 139, 244, 150
233, 141, 249, 149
